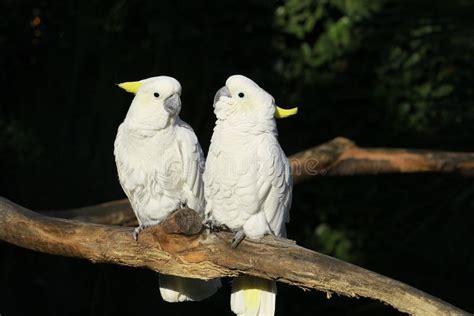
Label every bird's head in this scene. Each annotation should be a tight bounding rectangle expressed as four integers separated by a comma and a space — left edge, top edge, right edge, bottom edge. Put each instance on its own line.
118, 76, 182, 132
213, 75, 298, 121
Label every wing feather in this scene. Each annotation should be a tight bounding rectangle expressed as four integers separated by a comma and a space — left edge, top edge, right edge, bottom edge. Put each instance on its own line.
257, 139, 292, 238
176, 119, 206, 214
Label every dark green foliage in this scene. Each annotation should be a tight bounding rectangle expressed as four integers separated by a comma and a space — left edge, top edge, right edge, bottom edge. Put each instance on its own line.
0, 0, 473, 315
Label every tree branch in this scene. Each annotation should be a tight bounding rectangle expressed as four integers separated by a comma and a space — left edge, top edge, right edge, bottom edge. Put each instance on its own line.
290, 137, 474, 182
0, 197, 469, 315
43, 199, 136, 226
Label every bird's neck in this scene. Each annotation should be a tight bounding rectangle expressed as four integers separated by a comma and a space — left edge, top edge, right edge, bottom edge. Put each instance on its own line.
215, 115, 278, 137
124, 116, 179, 138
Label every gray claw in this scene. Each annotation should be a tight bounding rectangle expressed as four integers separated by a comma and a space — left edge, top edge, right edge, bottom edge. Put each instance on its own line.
231, 230, 245, 248
177, 200, 188, 209
205, 220, 230, 232
133, 225, 145, 241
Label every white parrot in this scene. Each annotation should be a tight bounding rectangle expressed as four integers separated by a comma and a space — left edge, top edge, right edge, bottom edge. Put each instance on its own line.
114, 76, 221, 303
203, 75, 297, 316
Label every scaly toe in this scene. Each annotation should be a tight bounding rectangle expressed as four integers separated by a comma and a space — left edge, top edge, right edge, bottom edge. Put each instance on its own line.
231, 230, 245, 248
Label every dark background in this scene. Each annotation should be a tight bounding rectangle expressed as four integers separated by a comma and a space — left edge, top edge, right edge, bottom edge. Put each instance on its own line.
1, 0, 473, 315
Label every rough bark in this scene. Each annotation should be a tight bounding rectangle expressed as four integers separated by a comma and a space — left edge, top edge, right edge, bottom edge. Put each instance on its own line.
160, 207, 203, 235
289, 137, 474, 183
0, 197, 469, 316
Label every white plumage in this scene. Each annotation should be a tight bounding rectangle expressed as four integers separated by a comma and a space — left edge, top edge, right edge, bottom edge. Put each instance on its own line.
114, 75, 220, 302
204, 75, 295, 316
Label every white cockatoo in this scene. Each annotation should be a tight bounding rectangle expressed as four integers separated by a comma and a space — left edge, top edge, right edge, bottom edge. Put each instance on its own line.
114, 76, 221, 303
203, 75, 297, 316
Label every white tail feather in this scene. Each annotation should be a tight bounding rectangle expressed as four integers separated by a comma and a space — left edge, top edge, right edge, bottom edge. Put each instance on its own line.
159, 274, 221, 303
231, 276, 276, 316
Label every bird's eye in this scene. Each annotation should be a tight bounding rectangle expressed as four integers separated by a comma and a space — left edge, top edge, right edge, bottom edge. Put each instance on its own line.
153, 92, 160, 98
238, 92, 245, 98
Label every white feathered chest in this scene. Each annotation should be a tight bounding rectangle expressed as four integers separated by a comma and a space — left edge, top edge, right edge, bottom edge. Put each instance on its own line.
114, 122, 203, 225
204, 118, 292, 239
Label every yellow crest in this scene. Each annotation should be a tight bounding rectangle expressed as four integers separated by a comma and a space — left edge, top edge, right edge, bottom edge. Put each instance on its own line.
117, 81, 143, 94
275, 106, 298, 119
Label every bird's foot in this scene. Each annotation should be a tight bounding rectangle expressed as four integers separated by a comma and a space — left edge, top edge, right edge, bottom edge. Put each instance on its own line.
176, 200, 188, 209
231, 230, 246, 248
132, 226, 143, 241
205, 219, 230, 232
132, 224, 150, 241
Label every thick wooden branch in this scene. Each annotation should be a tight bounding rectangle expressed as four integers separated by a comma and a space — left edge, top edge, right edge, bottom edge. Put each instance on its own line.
0, 198, 469, 316
290, 137, 474, 182
44, 199, 136, 226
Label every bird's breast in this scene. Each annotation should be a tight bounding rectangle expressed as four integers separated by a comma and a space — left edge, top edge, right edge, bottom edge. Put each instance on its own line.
116, 132, 184, 191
